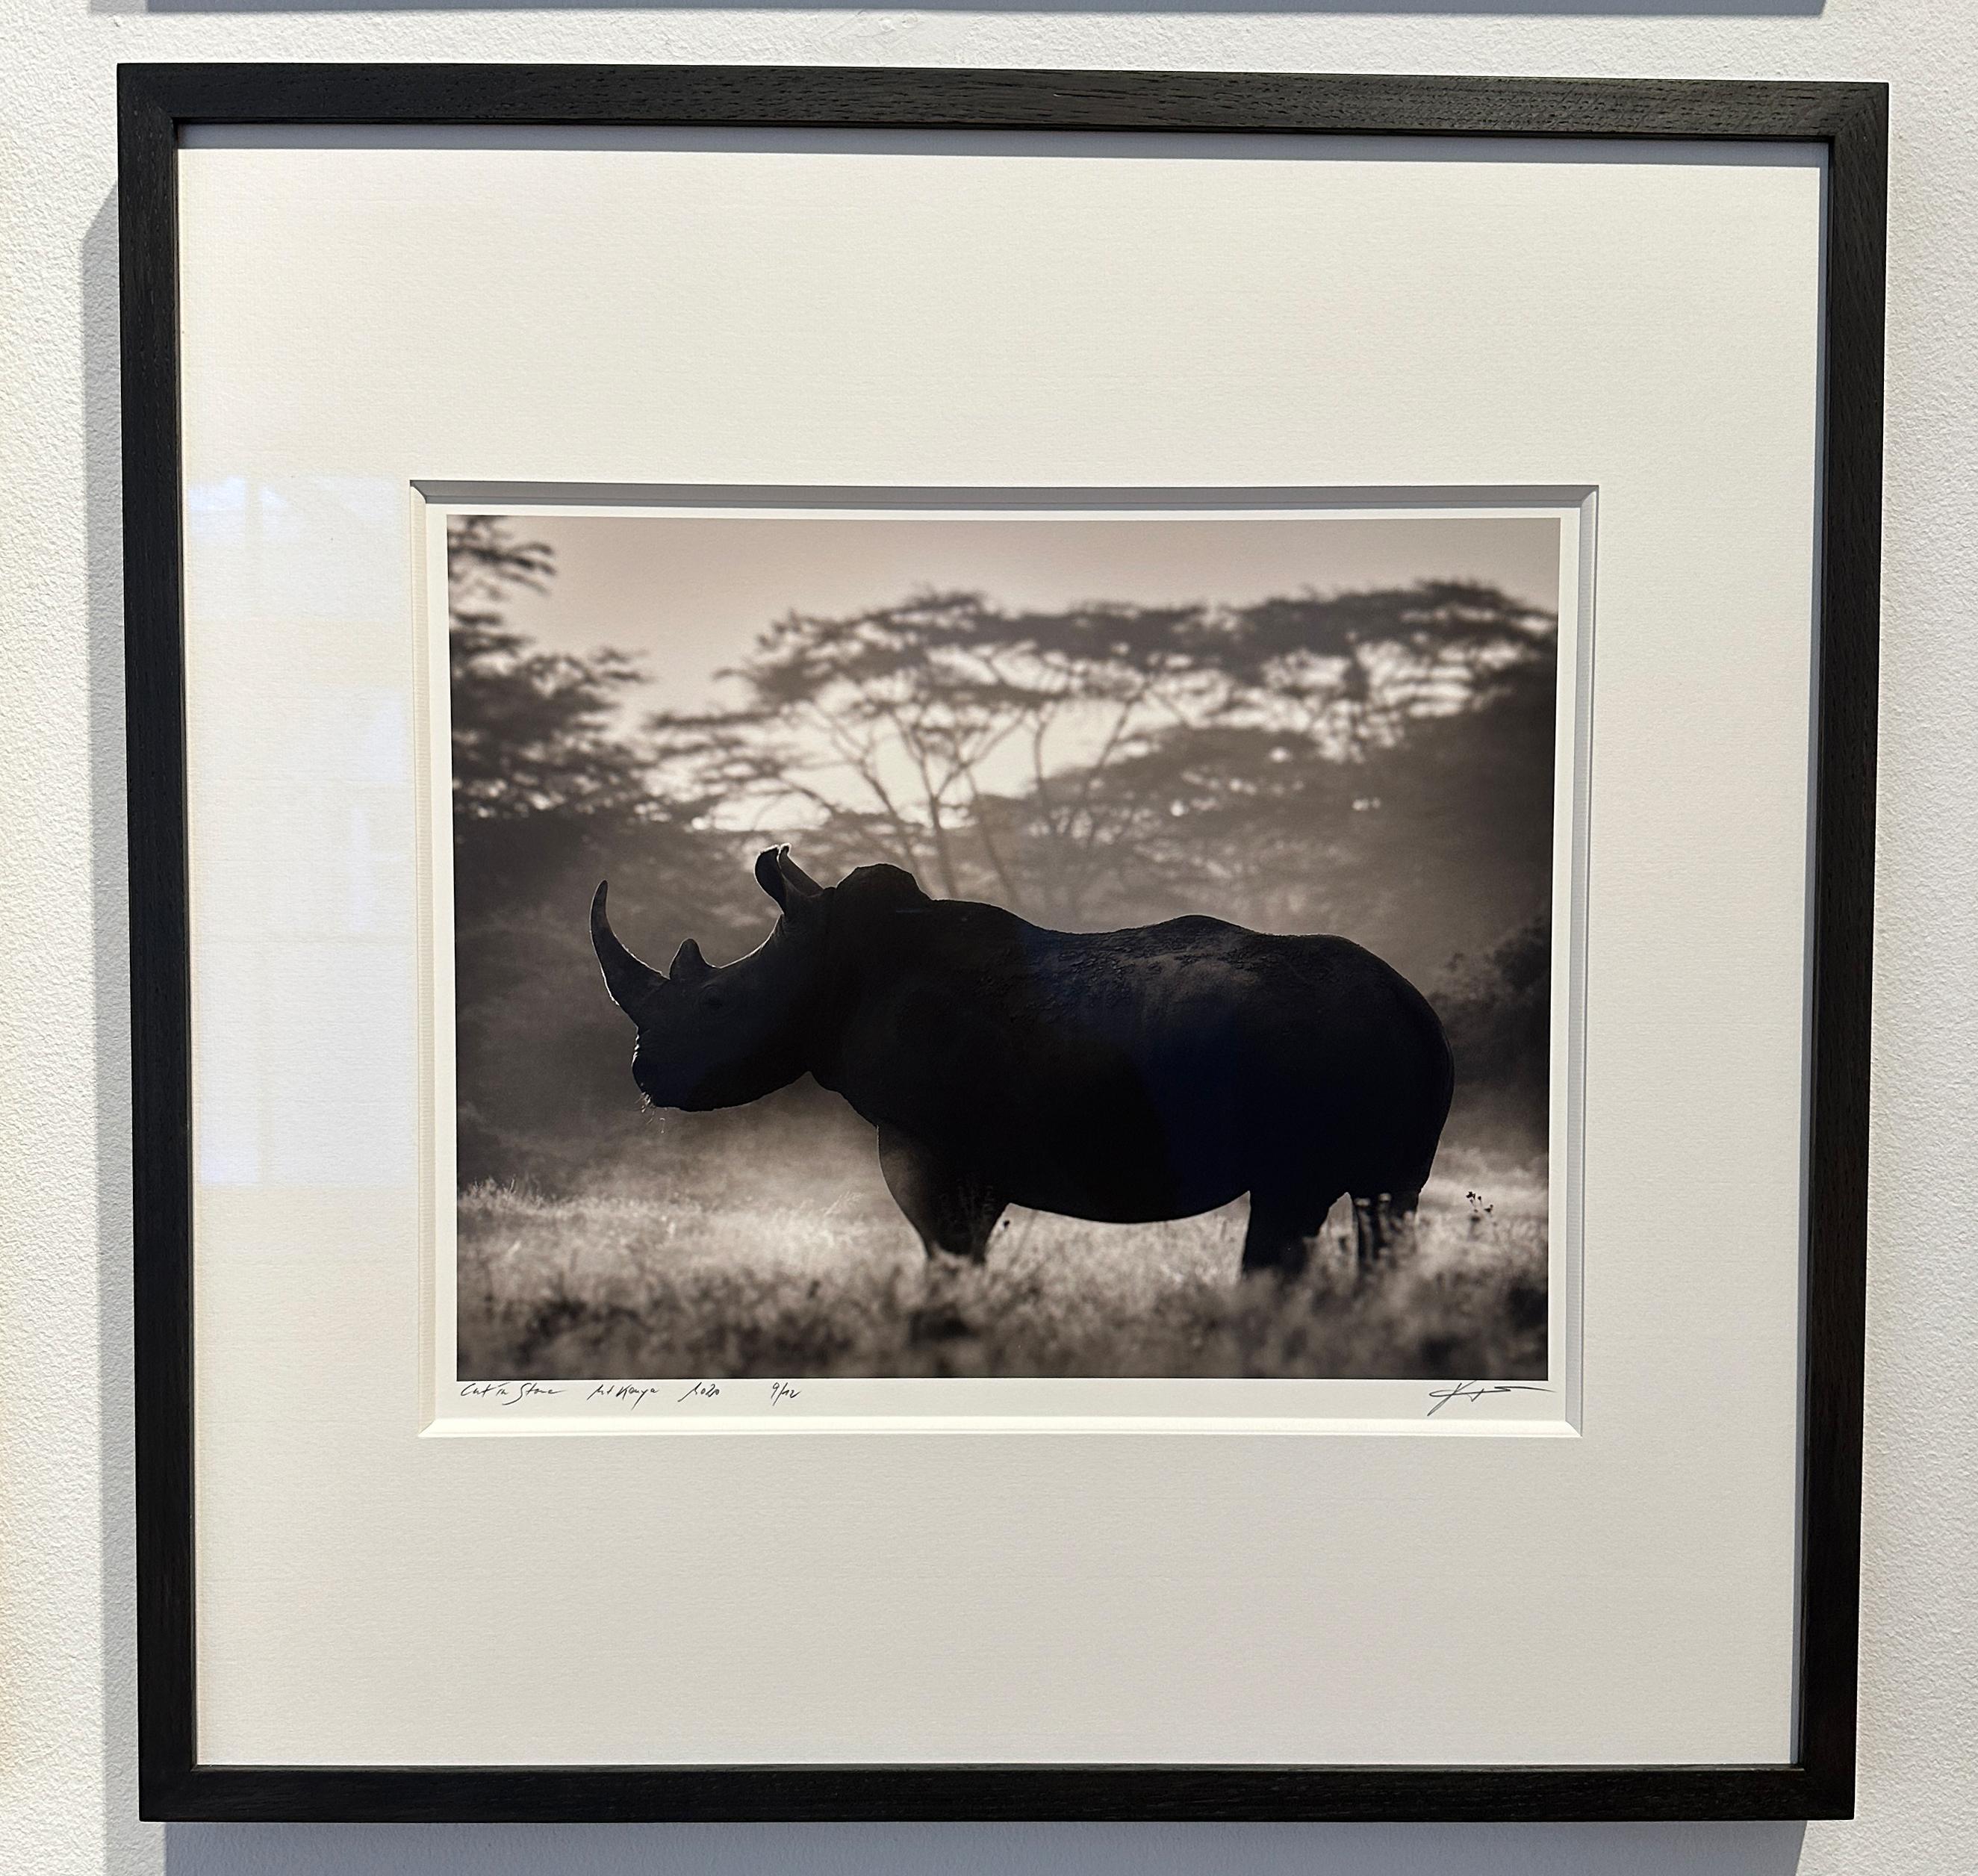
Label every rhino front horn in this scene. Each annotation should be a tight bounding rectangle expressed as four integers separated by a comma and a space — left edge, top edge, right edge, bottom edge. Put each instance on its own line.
591, 881, 668, 1025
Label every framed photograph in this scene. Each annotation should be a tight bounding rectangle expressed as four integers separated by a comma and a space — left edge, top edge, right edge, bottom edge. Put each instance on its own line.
435, 488, 1579, 1420
122, 64, 1883, 1821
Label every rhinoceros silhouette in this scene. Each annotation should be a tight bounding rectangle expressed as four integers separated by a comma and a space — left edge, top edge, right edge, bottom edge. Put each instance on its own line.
591, 848, 1452, 1276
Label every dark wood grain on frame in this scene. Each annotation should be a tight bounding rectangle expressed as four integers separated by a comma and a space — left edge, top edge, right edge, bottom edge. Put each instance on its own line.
126, 62, 1872, 142
1796, 78, 1886, 1824
119, 61, 199, 1827
119, 62, 1884, 1826
140, 1761, 1840, 1825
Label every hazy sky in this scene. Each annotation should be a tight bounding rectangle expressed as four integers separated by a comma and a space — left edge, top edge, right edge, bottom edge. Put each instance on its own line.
485, 512, 1561, 715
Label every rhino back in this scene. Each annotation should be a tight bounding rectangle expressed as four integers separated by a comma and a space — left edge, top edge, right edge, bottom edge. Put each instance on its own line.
814, 898, 1450, 1222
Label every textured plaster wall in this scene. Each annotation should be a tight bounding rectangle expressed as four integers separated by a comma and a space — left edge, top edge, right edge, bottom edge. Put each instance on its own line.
1, 1, 1972, 1872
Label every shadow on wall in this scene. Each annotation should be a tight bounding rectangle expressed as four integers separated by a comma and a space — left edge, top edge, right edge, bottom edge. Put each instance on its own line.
164, 1821, 1810, 1876
93, 0, 1826, 15
82, 193, 151, 1876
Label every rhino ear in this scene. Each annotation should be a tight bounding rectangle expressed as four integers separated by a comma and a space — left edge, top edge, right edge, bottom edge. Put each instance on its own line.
669, 938, 711, 984
755, 845, 824, 910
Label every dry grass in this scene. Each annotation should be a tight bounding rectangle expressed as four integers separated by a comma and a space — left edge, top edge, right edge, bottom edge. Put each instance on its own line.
456, 1152, 1547, 1382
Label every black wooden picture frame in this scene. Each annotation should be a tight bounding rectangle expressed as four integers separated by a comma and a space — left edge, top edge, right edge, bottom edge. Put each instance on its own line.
120, 63, 1885, 1825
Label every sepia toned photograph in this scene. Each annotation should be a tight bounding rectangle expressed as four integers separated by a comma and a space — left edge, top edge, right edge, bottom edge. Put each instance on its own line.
446, 506, 1562, 1384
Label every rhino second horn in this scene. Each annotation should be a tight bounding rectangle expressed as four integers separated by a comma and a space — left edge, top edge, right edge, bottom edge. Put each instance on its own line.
777, 847, 823, 900
590, 881, 668, 1024
670, 938, 711, 984
754, 844, 824, 908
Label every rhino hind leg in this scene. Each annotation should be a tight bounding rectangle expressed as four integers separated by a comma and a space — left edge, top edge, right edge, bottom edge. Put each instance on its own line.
1241, 1185, 1345, 1281
877, 1124, 1007, 1261
1352, 1189, 1421, 1274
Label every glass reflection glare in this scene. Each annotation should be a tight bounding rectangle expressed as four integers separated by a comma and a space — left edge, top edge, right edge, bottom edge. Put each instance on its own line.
186, 476, 416, 1193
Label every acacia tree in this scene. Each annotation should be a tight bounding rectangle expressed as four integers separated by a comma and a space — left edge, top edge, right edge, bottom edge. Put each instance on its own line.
448, 516, 650, 824
446, 515, 744, 929
644, 580, 1556, 929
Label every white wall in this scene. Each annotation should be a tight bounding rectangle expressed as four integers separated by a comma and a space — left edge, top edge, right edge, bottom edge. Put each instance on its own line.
1, 2, 1971, 1873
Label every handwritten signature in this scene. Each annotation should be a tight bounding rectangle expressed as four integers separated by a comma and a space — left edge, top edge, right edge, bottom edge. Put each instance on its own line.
1425, 1379, 1551, 1417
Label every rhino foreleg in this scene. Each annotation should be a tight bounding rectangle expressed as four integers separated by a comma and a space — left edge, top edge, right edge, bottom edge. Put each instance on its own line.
1242, 1185, 1346, 1281
877, 1124, 1007, 1261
